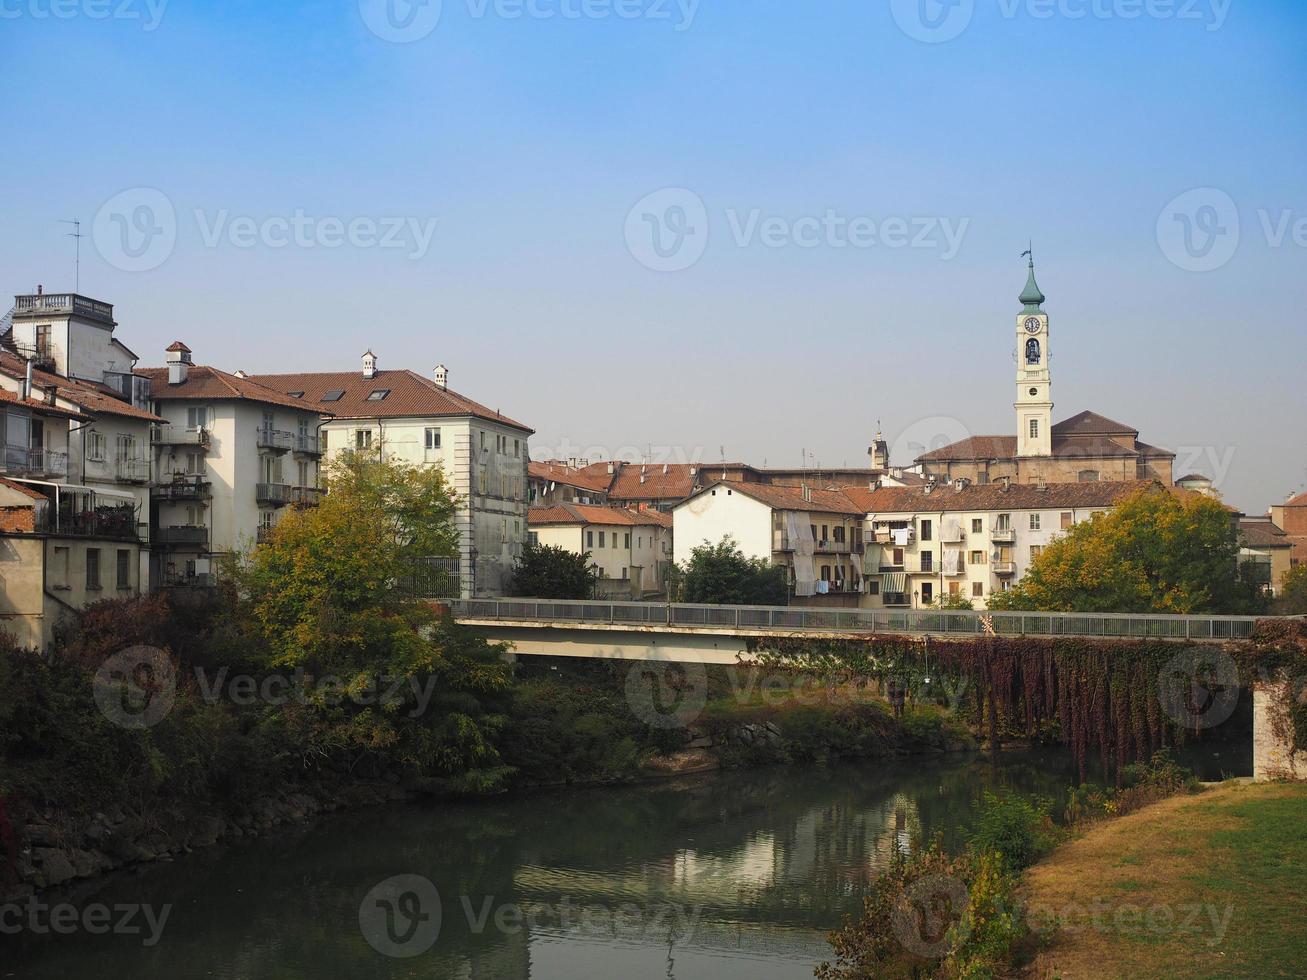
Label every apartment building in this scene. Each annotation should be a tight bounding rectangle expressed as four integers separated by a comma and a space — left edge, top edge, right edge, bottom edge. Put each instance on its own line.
139, 343, 328, 587
843, 479, 1173, 609
1269, 492, 1307, 572
528, 503, 672, 598
528, 460, 612, 506
1239, 517, 1295, 595
252, 354, 532, 598
673, 481, 868, 603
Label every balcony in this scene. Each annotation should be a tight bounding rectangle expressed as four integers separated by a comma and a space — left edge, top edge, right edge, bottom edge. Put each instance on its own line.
2, 446, 69, 479
991, 528, 1016, 544
11, 340, 56, 371
993, 561, 1018, 576
290, 486, 323, 507
114, 458, 151, 484
36, 504, 139, 541
293, 432, 323, 456
256, 428, 296, 452
153, 427, 211, 447
14, 292, 114, 325
156, 525, 209, 547
158, 571, 218, 589
152, 478, 212, 501
256, 482, 291, 506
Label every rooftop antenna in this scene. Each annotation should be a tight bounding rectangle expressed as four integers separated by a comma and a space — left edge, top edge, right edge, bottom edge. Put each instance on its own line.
61, 219, 82, 292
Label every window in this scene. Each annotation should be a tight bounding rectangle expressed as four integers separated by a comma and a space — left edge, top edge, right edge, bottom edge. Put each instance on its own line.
366, 389, 390, 401
969, 550, 986, 565
892, 547, 904, 567
971, 518, 983, 534
355, 429, 372, 449
261, 411, 274, 433
972, 582, 984, 598
1025, 337, 1041, 365
921, 583, 933, 605
833, 526, 845, 543
621, 567, 628, 580
867, 579, 880, 595
821, 565, 831, 581
1029, 514, 1041, 531
949, 581, 960, 597
920, 520, 933, 541
996, 514, 1011, 531
480, 431, 487, 450
424, 427, 441, 450
478, 469, 487, 494
529, 531, 539, 546
920, 551, 933, 572
87, 432, 106, 462
185, 450, 204, 476
513, 439, 520, 458
186, 406, 207, 430
320, 389, 345, 403
116, 550, 131, 590
624, 533, 631, 548
52, 547, 70, 589
1029, 418, 1040, 440
1030, 545, 1044, 562
1060, 512, 1073, 530
297, 460, 310, 487
587, 531, 594, 548
599, 532, 606, 548
86, 548, 102, 590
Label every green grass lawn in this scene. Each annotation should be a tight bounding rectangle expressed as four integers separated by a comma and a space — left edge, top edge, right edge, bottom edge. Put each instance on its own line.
1024, 781, 1307, 979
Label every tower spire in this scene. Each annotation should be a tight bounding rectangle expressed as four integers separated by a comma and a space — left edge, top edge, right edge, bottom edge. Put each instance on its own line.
1019, 245, 1045, 312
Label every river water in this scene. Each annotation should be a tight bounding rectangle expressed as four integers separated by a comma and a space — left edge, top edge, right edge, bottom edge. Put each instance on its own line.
6, 742, 1248, 979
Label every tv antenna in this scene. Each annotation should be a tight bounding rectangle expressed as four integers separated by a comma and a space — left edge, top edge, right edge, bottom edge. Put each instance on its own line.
61, 219, 82, 292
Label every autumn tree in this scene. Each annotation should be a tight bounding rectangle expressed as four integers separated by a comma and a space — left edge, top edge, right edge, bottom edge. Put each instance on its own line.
1275, 564, 1307, 615
988, 486, 1264, 615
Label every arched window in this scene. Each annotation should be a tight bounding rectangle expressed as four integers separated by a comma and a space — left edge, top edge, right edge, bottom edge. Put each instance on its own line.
1025, 338, 1041, 365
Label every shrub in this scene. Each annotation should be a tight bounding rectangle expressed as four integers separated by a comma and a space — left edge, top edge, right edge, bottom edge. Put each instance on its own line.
968, 793, 1061, 873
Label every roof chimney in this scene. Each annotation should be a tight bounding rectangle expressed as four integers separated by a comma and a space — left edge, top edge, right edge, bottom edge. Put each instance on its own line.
433, 364, 448, 389
165, 341, 192, 385
36, 284, 43, 296
362, 350, 377, 380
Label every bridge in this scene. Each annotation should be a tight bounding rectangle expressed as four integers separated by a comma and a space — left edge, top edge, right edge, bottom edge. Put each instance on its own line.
446, 598, 1263, 665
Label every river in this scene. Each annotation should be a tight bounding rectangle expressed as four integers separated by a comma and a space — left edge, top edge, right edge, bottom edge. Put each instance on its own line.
5, 741, 1248, 979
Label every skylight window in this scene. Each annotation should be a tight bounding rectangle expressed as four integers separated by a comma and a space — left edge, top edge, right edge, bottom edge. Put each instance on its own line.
321, 389, 344, 402
366, 389, 391, 401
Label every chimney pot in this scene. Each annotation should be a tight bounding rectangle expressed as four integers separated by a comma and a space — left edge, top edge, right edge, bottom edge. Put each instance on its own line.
433, 364, 448, 389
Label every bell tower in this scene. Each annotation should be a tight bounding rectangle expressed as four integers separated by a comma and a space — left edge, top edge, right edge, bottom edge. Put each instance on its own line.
1015, 250, 1052, 457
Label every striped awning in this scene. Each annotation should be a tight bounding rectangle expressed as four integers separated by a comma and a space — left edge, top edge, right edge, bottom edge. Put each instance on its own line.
881, 572, 908, 594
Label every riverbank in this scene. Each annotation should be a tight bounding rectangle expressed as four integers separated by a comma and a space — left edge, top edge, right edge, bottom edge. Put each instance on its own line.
1022, 780, 1307, 979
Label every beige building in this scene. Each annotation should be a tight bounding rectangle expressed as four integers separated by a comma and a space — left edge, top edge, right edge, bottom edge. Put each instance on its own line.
252, 354, 533, 598
1239, 517, 1295, 595
1268, 491, 1307, 572
528, 503, 672, 598
673, 481, 868, 604
139, 343, 329, 588
915, 259, 1174, 487
528, 460, 612, 506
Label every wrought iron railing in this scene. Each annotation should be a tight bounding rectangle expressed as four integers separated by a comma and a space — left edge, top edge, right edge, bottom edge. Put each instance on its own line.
2, 446, 69, 478
447, 598, 1268, 641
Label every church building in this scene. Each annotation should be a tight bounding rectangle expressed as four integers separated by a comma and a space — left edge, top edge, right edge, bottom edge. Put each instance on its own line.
915, 256, 1175, 486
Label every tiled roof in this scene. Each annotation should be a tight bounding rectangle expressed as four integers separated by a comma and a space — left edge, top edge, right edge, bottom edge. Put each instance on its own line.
842, 480, 1164, 515
1052, 410, 1138, 437
529, 504, 671, 527
914, 411, 1173, 464
0, 387, 89, 421
250, 369, 531, 432
529, 460, 613, 493
138, 366, 330, 412
1285, 491, 1307, 508
916, 436, 1018, 462
1239, 519, 1290, 548
0, 477, 49, 501
695, 481, 868, 516
602, 462, 713, 502
0, 352, 162, 422
165, 341, 192, 353
1176, 473, 1212, 484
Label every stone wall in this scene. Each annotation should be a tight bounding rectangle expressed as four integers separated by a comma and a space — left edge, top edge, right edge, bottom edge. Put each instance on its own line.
1253, 681, 1307, 781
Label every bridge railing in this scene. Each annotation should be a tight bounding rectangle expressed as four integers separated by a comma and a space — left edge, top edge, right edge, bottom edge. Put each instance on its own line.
448, 599, 1265, 640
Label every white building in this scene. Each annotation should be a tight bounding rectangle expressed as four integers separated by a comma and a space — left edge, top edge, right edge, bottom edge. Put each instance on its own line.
139, 342, 329, 587
252, 354, 532, 598
528, 503, 672, 598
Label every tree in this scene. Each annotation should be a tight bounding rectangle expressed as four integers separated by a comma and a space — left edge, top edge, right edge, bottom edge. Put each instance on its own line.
1275, 564, 1307, 615
678, 536, 789, 605
933, 592, 975, 611
509, 541, 597, 599
988, 486, 1263, 614
238, 453, 513, 790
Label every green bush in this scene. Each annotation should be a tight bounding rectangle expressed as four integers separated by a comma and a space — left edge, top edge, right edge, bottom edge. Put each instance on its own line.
968, 792, 1061, 873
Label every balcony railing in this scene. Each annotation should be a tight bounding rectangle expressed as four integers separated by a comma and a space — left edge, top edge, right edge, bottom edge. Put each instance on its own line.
2, 446, 69, 478
991, 528, 1016, 544
36, 505, 139, 541
14, 292, 114, 324
153, 427, 210, 447
114, 458, 151, 484
256, 428, 295, 452
155, 525, 209, 547
290, 486, 323, 506
10, 341, 56, 370
152, 478, 212, 501
293, 432, 323, 456
158, 571, 218, 589
993, 561, 1018, 576
256, 483, 291, 506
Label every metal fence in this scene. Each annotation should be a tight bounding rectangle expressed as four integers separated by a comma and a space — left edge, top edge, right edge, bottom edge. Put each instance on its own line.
400, 558, 462, 599
447, 598, 1270, 641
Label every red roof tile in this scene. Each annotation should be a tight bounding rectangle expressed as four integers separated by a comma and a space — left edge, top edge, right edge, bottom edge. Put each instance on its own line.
529, 504, 671, 527
529, 460, 613, 493
138, 365, 330, 412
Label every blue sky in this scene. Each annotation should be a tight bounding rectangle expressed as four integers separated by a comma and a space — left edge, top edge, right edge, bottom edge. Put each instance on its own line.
2, 0, 1304, 512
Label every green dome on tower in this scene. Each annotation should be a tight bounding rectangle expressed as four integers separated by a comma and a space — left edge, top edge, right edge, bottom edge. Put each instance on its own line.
1019, 250, 1045, 312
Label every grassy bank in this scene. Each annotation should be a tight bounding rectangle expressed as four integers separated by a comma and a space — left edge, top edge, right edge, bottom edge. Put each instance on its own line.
1024, 780, 1307, 979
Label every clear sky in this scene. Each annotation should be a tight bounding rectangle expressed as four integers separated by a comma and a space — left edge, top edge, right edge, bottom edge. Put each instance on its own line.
2, 0, 1304, 513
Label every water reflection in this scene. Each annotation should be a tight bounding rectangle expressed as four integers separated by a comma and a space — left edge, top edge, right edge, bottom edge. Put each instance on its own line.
7, 742, 1248, 980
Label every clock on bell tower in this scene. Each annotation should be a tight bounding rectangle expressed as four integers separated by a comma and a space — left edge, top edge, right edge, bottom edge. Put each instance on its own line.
1015, 251, 1053, 458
